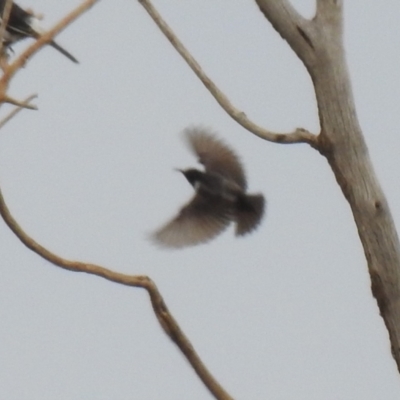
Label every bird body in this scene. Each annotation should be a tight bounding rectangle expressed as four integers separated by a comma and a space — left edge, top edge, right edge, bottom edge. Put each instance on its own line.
0, 1, 78, 63
152, 128, 265, 248
181, 168, 242, 200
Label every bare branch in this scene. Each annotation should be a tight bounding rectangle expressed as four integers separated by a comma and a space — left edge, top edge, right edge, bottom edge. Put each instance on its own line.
138, 0, 317, 147
0, 181, 233, 400
0, 93, 37, 128
3, 94, 37, 110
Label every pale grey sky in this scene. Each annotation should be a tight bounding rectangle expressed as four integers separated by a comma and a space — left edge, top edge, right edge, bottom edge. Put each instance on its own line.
1, 1, 400, 399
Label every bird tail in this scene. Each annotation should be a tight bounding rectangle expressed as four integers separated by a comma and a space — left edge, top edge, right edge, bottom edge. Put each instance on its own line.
235, 193, 265, 236
49, 40, 78, 63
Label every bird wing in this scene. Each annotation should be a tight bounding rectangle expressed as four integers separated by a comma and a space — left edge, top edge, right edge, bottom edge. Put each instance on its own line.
151, 193, 232, 248
185, 127, 247, 190
235, 193, 265, 236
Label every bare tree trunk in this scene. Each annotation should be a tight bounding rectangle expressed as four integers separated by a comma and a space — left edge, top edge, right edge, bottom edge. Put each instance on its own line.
257, 0, 400, 370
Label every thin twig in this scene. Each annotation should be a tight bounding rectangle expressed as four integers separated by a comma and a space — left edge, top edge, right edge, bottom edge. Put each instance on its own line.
3, 94, 37, 109
138, 0, 317, 147
0, 93, 37, 129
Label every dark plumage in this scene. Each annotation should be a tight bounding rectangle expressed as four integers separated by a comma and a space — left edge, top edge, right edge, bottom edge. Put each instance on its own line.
0, 1, 78, 63
152, 127, 265, 248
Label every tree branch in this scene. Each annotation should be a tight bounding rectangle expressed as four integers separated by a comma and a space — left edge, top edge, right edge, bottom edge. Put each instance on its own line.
138, 0, 317, 147
0, 93, 37, 128
0, 180, 233, 400
2, 94, 37, 109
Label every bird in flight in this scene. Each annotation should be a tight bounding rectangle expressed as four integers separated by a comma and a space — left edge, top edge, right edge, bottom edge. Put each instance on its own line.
152, 127, 265, 248
0, 1, 78, 63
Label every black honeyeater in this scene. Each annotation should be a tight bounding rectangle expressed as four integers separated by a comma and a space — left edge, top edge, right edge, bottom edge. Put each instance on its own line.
0, 1, 78, 63
152, 127, 265, 248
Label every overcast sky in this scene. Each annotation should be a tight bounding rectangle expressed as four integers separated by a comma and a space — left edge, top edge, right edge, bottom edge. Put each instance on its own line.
1, 1, 400, 399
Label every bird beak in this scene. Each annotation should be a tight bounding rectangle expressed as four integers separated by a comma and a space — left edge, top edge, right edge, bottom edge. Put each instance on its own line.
174, 168, 184, 174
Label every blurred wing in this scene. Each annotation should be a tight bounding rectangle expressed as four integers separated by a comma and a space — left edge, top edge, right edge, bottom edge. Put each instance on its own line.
235, 193, 265, 236
185, 127, 247, 190
151, 193, 232, 249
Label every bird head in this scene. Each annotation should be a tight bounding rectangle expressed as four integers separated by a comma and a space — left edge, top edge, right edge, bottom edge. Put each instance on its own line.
175, 168, 203, 188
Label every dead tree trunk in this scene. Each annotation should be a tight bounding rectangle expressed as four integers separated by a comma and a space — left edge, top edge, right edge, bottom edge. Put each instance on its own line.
256, 0, 400, 371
